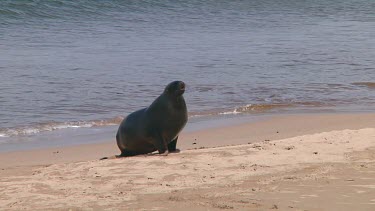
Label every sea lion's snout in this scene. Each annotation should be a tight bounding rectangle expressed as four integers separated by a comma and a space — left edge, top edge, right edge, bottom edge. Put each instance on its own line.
177, 81, 186, 95
179, 82, 185, 92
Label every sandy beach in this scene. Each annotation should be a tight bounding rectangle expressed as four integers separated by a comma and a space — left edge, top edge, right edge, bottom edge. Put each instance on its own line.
1, 113, 375, 210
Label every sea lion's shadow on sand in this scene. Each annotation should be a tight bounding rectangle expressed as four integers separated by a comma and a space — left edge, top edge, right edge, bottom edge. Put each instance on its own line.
134, 149, 182, 157
100, 149, 181, 160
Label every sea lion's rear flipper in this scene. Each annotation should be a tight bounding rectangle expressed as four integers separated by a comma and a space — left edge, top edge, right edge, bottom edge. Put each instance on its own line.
101, 132, 123, 160
119, 150, 140, 157
99, 155, 118, 160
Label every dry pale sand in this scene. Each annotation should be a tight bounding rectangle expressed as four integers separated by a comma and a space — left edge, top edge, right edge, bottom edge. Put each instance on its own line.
1, 113, 375, 211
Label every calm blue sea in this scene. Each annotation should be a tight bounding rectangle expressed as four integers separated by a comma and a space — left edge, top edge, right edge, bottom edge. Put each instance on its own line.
0, 0, 374, 150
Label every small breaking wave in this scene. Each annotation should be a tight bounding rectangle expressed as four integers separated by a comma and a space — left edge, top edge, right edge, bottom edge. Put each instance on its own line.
0, 116, 123, 137
219, 101, 330, 115
219, 104, 292, 115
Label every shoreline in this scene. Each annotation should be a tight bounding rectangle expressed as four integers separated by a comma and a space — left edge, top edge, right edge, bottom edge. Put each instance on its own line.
1, 112, 374, 168
0, 109, 372, 152
1, 112, 375, 210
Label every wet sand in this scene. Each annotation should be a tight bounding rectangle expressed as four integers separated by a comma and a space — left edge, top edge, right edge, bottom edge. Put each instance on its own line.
1, 113, 375, 210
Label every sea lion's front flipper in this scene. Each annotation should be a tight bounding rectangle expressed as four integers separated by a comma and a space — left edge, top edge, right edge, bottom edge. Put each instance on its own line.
168, 136, 178, 152
152, 131, 169, 155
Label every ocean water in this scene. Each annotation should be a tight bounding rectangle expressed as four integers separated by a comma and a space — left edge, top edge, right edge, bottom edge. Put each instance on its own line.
0, 0, 374, 149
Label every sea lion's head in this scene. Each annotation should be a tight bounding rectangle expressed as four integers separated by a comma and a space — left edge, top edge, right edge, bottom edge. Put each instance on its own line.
164, 81, 186, 97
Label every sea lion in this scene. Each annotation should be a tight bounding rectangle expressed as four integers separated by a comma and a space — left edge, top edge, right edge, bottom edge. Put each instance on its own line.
115, 81, 187, 157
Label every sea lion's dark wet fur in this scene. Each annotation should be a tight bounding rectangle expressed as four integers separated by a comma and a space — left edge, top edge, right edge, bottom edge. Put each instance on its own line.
114, 81, 187, 157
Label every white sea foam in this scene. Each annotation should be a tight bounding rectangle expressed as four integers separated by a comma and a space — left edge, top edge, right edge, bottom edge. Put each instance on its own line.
219, 104, 254, 115
23, 128, 41, 135
219, 110, 241, 115
0, 117, 123, 137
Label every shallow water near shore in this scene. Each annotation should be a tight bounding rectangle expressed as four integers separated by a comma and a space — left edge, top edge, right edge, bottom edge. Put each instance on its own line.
1, 110, 373, 153
0, 112, 266, 152
1, 0, 374, 148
